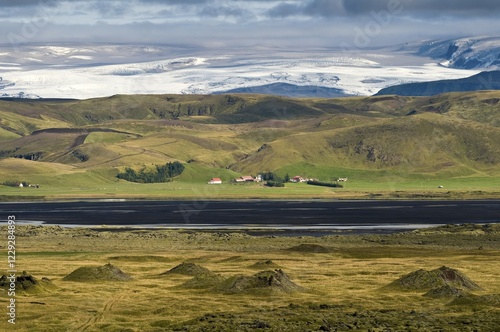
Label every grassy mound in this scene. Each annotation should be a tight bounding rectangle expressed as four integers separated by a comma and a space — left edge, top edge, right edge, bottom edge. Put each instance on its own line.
287, 244, 333, 253
384, 266, 482, 291
249, 260, 282, 270
449, 294, 500, 307
217, 269, 304, 294
423, 285, 471, 299
0, 272, 56, 295
413, 223, 500, 236
160, 262, 213, 276
62, 263, 132, 282
181, 273, 226, 290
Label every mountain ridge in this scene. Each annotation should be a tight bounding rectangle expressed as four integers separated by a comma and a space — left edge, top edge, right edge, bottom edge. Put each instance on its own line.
215, 82, 349, 98
376, 71, 500, 96
418, 36, 500, 70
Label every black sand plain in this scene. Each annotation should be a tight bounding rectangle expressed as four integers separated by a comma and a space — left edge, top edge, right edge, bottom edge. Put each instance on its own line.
1, 200, 498, 234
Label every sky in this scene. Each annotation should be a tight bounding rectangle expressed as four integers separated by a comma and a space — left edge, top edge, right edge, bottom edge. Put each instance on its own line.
0, 0, 499, 51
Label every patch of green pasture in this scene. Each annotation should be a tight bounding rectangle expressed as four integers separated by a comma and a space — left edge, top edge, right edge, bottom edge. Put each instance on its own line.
177, 163, 241, 183
0, 110, 70, 134
0, 127, 21, 141
21, 251, 97, 256
84, 132, 131, 144
277, 162, 500, 191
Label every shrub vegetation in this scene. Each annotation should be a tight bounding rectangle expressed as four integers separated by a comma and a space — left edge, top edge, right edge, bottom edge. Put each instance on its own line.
117, 161, 184, 183
2, 180, 29, 187
306, 180, 343, 188
260, 171, 285, 187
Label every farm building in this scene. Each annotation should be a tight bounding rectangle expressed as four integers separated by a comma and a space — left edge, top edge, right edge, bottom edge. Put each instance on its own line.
234, 176, 257, 182
208, 178, 222, 184
291, 176, 307, 183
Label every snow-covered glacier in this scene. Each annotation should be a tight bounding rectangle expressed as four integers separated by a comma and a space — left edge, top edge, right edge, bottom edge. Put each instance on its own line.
0, 40, 492, 99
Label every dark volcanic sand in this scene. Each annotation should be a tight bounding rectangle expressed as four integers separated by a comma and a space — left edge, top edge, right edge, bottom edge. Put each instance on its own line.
1, 200, 498, 235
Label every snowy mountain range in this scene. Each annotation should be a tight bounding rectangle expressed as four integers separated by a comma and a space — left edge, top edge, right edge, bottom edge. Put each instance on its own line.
1, 37, 499, 99
418, 36, 500, 70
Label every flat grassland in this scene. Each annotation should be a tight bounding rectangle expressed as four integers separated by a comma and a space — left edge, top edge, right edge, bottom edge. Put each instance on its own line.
1, 224, 499, 331
1, 167, 499, 201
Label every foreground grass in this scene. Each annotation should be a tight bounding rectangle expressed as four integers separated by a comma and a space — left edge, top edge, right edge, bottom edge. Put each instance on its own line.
1, 225, 499, 331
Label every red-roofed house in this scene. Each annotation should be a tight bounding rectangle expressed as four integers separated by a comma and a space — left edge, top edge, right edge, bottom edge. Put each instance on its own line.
208, 178, 222, 184
291, 176, 306, 183
234, 176, 256, 182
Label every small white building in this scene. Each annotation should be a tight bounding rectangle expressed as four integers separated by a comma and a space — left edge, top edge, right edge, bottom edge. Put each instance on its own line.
291, 176, 307, 183
208, 178, 222, 184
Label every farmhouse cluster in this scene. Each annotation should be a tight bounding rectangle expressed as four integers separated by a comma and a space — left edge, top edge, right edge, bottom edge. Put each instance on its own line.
4, 181, 40, 188
208, 175, 263, 184
208, 175, 348, 185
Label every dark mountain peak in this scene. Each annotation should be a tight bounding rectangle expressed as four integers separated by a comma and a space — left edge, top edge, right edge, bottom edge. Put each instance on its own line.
376, 70, 500, 97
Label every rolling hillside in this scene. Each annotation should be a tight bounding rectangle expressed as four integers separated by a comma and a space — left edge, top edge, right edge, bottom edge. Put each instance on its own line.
0, 92, 499, 196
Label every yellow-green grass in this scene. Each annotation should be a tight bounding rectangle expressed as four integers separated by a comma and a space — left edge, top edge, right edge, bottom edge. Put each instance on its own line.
1, 91, 499, 127
2, 225, 499, 331
1, 174, 499, 201
410, 90, 500, 126
0, 158, 499, 200
0, 110, 70, 135
0, 127, 20, 141
84, 132, 132, 144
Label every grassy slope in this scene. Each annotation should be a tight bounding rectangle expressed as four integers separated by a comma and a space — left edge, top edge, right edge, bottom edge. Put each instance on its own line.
0, 92, 499, 198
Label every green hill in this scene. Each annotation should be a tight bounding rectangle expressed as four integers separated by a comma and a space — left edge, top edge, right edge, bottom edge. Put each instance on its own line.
0, 92, 499, 198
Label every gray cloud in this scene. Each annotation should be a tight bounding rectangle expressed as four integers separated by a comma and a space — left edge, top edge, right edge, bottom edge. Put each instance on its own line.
267, 0, 500, 18
91, 1, 132, 16
199, 5, 248, 18
342, 0, 500, 16
4, 0, 500, 19
0, 0, 498, 50
267, 3, 306, 18
0, 0, 60, 7
138, 0, 210, 4
304, 0, 344, 17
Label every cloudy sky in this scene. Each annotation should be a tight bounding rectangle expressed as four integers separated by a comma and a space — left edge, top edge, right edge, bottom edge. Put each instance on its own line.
1, 0, 499, 50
